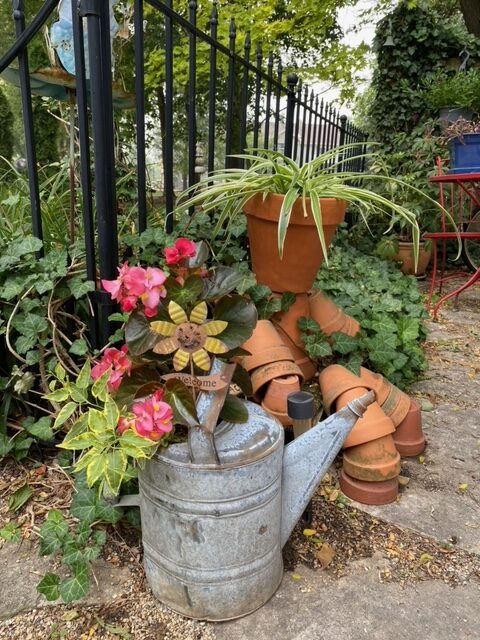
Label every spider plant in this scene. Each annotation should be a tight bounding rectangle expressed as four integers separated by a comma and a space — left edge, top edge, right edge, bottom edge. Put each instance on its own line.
176, 144, 458, 266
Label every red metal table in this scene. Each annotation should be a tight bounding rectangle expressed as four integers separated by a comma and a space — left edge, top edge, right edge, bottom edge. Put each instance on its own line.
425, 172, 480, 318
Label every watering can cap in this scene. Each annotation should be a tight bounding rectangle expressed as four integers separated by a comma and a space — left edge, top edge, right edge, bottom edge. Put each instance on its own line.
287, 392, 315, 420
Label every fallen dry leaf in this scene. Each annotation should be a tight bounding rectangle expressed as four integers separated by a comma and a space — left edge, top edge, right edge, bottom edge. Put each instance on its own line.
316, 542, 335, 568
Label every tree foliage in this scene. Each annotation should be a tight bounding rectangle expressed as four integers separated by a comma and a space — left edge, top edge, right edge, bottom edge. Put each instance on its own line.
0, 83, 14, 163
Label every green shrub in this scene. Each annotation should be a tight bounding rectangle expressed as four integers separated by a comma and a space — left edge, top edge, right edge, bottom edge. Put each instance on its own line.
302, 241, 429, 389
0, 84, 13, 162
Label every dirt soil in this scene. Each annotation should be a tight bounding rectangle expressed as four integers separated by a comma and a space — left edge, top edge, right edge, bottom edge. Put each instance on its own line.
0, 281, 479, 639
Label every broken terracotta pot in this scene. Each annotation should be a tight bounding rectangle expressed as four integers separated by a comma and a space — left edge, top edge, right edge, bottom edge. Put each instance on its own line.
359, 366, 411, 426
272, 293, 310, 347
319, 364, 367, 414
336, 387, 395, 449
308, 290, 360, 337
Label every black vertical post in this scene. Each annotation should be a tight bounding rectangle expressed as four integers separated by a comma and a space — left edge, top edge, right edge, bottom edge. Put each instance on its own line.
134, 0, 147, 232
312, 95, 319, 160
13, 0, 43, 254
263, 53, 273, 149
299, 85, 308, 166
188, 0, 197, 194
305, 90, 314, 162
284, 73, 298, 159
72, 0, 98, 347
225, 18, 236, 166
273, 59, 282, 151
207, 1, 218, 175
80, 0, 118, 346
164, 0, 174, 232
316, 99, 324, 157
293, 79, 302, 162
239, 31, 251, 156
252, 44, 263, 151
339, 114, 347, 173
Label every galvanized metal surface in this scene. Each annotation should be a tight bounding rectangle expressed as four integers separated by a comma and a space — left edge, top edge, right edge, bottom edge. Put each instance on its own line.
139, 400, 284, 621
138, 392, 374, 620
280, 391, 374, 547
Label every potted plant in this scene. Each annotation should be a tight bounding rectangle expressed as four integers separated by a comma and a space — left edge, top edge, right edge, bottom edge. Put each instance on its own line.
176, 146, 428, 293
441, 117, 480, 173
49, 238, 257, 496
423, 69, 480, 124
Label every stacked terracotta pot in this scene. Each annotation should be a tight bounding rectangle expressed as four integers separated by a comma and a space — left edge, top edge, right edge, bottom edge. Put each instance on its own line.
319, 364, 426, 505
240, 290, 361, 426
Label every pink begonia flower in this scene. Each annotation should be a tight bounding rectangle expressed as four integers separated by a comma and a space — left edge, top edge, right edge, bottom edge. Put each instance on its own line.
131, 390, 174, 441
117, 416, 135, 434
141, 267, 168, 317
102, 263, 168, 317
91, 345, 132, 392
164, 238, 196, 265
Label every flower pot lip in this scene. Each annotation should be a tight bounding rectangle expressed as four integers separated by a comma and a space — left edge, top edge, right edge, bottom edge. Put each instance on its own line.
243, 192, 347, 226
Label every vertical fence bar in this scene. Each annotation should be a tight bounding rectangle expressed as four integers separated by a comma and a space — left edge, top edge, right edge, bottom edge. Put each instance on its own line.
293, 79, 302, 162
312, 95, 319, 160
239, 32, 251, 155
263, 53, 273, 149
71, 0, 98, 346
320, 102, 329, 163
164, 0, 174, 232
338, 114, 347, 173
188, 0, 197, 193
316, 98, 324, 157
225, 18, 236, 166
134, 0, 147, 231
305, 90, 314, 162
80, 0, 118, 346
273, 59, 282, 151
252, 44, 263, 151
283, 73, 298, 159
299, 86, 308, 166
13, 0, 43, 253
207, 1, 218, 175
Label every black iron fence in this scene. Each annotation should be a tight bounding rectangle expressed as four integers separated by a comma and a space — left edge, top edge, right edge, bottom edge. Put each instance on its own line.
0, 0, 367, 346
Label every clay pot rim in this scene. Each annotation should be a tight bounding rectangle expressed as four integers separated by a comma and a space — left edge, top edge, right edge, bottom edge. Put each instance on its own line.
243, 192, 347, 227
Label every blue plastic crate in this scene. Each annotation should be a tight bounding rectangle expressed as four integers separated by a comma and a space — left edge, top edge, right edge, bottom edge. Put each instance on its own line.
449, 133, 480, 174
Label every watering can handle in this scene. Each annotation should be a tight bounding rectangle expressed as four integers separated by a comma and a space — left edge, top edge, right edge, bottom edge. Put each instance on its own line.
188, 359, 236, 465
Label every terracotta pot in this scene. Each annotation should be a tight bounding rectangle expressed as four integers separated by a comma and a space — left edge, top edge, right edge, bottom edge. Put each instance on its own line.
359, 367, 411, 426
277, 326, 317, 381
241, 320, 293, 372
243, 193, 346, 292
262, 375, 301, 414
308, 290, 360, 337
318, 365, 365, 414
396, 241, 432, 279
336, 387, 395, 449
251, 360, 303, 397
359, 367, 390, 405
381, 384, 411, 427
393, 399, 426, 457
339, 468, 399, 505
272, 293, 310, 347
342, 434, 401, 482
260, 403, 293, 427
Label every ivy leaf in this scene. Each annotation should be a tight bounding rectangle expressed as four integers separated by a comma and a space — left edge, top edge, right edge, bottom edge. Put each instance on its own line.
164, 378, 199, 428
23, 416, 54, 441
0, 521, 21, 542
331, 332, 359, 355
70, 481, 122, 524
298, 317, 320, 333
59, 562, 90, 603
0, 434, 13, 457
36, 573, 61, 601
69, 339, 89, 356
39, 510, 69, 555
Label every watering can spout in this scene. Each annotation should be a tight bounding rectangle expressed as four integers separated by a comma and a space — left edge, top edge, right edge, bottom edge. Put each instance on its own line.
280, 390, 374, 547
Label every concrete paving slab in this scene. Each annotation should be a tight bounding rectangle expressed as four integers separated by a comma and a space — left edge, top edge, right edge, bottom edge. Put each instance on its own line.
0, 541, 131, 620
215, 554, 480, 640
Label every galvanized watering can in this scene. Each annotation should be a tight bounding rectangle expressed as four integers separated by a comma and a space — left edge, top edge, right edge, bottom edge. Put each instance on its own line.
118, 365, 374, 621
